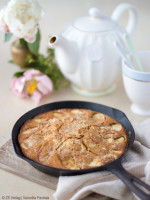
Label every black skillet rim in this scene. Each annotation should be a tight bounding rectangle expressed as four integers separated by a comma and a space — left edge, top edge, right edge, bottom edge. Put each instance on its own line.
12, 100, 135, 176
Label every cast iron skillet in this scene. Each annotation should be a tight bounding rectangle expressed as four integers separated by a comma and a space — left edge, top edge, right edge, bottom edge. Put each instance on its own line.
12, 101, 150, 200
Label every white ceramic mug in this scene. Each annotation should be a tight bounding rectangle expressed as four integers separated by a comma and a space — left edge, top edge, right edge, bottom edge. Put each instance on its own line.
122, 51, 150, 116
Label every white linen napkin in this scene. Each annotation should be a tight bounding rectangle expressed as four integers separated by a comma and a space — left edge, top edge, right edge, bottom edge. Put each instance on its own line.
54, 119, 150, 200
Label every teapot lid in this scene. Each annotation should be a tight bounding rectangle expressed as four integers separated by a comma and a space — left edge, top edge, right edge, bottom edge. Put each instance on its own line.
72, 7, 116, 32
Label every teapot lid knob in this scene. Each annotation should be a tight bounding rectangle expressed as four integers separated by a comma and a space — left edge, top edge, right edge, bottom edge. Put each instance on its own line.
73, 7, 115, 32
89, 7, 101, 18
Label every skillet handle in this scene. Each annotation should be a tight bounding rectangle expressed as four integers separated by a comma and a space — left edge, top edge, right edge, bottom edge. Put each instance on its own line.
107, 162, 150, 200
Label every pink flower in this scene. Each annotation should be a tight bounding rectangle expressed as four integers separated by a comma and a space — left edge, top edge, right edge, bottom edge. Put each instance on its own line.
11, 69, 53, 104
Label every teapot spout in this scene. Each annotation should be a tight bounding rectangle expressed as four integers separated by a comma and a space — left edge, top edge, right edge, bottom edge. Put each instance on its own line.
48, 35, 79, 74
49, 35, 63, 48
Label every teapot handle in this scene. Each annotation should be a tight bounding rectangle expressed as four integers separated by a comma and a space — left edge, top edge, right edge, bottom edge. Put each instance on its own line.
111, 3, 138, 35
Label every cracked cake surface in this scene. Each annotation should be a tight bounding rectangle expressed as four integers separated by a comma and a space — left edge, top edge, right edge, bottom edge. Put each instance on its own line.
18, 109, 128, 169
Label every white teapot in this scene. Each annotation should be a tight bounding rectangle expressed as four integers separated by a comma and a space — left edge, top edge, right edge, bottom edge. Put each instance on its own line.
48, 3, 138, 96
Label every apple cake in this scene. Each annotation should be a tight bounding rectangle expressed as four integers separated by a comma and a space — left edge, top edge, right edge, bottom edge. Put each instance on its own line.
18, 108, 128, 169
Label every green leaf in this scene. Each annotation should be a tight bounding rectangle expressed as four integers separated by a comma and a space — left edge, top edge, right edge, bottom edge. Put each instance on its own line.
14, 68, 28, 78
8, 60, 14, 64
19, 38, 26, 45
27, 29, 40, 56
4, 33, 13, 42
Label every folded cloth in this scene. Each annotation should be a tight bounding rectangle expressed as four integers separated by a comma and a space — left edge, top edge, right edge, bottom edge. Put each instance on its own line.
53, 119, 150, 200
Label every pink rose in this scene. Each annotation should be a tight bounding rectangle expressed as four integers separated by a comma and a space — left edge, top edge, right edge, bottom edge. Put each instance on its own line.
12, 69, 53, 104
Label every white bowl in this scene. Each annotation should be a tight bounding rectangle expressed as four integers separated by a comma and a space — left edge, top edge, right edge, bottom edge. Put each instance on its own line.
122, 51, 150, 116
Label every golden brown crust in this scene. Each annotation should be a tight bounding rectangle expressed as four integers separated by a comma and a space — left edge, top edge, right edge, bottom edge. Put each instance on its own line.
18, 109, 128, 169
